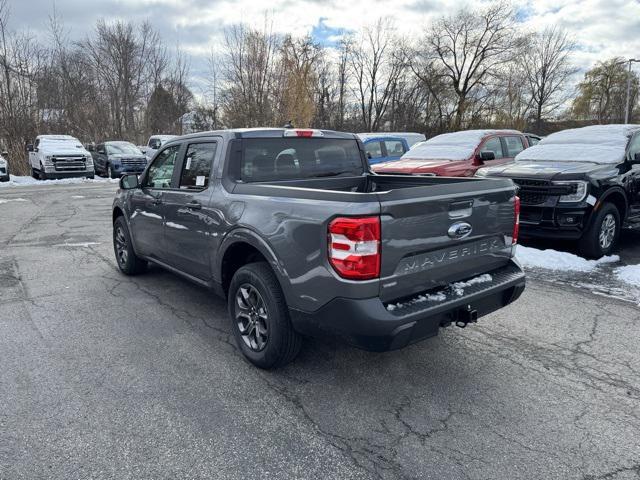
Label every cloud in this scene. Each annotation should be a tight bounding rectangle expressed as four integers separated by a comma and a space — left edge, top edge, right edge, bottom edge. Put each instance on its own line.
11, 0, 640, 93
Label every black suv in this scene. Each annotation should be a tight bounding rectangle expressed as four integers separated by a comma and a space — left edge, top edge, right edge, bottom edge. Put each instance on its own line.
477, 124, 640, 258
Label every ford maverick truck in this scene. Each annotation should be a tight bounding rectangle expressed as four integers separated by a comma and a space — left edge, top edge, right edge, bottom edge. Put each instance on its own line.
112, 128, 525, 368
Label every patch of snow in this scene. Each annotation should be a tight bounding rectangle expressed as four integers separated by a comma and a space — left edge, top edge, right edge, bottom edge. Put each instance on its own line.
385, 273, 493, 311
0, 197, 27, 204
53, 242, 101, 248
515, 245, 619, 272
357, 132, 426, 147
450, 274, 493, 296
516, 124, 640, 164
71, 195, 85, 199
614, 265, 640, 287
0, 175, 118, 188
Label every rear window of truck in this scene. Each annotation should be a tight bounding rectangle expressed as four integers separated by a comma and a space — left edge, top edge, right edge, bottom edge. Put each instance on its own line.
233, 138, 364, 182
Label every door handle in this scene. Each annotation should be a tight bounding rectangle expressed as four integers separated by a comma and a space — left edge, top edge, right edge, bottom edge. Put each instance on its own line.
186, 201, 202, 210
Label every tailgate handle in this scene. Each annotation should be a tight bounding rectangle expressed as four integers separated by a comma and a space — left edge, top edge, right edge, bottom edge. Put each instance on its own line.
449, 201, 473, 219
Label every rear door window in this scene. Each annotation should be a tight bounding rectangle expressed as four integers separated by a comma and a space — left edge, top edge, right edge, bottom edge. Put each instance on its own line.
384, 140, 406, 157
365, 141, 383, 160
179, 142, 217, 189
235, 138, 364, 182
503, 136, 525, 157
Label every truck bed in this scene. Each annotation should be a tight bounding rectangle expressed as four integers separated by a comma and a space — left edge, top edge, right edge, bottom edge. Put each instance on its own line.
231, 173, 518, 304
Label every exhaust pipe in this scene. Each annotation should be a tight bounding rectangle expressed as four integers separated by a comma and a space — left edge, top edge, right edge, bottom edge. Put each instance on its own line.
455, 305, 478, 328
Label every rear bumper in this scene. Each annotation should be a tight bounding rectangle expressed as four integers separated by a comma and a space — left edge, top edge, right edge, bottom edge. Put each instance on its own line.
289, 261, 525, 352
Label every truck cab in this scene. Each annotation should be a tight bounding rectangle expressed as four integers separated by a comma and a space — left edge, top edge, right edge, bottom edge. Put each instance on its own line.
477, 124, 640, 258
358, 133, 426, 166
27, 135, 94, 180
373, 130, 530, 177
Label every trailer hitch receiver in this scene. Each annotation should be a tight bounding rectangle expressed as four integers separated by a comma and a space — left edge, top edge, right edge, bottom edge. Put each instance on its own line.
455, 305, 478, 328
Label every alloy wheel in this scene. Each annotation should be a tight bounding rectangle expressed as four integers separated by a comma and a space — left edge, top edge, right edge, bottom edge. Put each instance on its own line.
599, 213, 616, 250
234, 284, 269, 352
114, 226, 129, 266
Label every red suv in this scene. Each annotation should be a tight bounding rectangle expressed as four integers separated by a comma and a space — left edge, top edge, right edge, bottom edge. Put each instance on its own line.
372, 130, 530, 177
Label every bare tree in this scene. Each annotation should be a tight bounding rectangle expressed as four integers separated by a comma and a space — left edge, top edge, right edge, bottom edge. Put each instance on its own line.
279, 35, 321, 127
0, 0, 44, 174
350, 19, 406, 131
523, 26, 576, 131
425, 2, 521, 129
83, 20, 167, 140
222, 22, 281, 127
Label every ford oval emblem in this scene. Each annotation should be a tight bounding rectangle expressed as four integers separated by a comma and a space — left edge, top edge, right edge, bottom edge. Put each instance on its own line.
448, 222, 473, 239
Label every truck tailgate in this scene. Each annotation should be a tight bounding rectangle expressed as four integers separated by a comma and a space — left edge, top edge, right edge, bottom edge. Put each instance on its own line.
377, 178, 517, 302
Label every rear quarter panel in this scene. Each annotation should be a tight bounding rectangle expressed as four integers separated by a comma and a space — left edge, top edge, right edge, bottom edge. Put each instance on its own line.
215, 184, 382, 313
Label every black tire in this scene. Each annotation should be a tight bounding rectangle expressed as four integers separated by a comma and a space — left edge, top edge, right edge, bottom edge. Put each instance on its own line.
38, 165, 47, 181
31, 168, 38, 179
107, 163, 117, 179
113, 216, 147, 275
578, 202, 620, 259
227, 262, 302, 369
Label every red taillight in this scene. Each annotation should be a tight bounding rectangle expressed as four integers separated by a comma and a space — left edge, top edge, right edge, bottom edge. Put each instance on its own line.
295, 130, 314, 137
513, 196, 520, 245
328, 216, 380, 280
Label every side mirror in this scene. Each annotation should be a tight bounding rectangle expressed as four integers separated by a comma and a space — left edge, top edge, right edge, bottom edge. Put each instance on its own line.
120, 174, 140, 190
479, 151, 496, 161
87, 144, 95, 152
26, 144, 34, 152
366, 152, 372, 160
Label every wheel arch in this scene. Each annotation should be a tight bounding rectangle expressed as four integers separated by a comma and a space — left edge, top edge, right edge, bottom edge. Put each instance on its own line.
598, 188, 628, 222
217, 228, 290, 301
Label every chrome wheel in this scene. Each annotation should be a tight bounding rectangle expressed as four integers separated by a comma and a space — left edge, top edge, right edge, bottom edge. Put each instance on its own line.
114, 226, 128, 266
599, 213, 616, 250
234, 284, 268, 352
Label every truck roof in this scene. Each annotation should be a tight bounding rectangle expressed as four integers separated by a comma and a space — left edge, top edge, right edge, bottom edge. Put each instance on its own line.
36, 134, 79, 141
169, 128, 359, 141
357, 132, 426, 145
402, 129, 522, 162
516, 124, 640, 164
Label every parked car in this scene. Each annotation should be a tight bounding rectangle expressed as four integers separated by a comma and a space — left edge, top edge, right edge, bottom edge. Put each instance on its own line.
141, 134, 177, 161
112, 128, 525, 368
92, 141, 147, 178
27, 135, 94, 180
373, 129, 530, 177
476, 124, 640, 258
358, 132, 426, 166
0, 150, 9, 182
524, 133, 543, 146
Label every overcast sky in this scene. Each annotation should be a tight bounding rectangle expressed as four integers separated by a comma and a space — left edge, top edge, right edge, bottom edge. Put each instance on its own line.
8, 0, 640, 92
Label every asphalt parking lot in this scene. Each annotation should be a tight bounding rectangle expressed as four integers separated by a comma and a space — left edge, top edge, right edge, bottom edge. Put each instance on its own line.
1, 181, 639, 480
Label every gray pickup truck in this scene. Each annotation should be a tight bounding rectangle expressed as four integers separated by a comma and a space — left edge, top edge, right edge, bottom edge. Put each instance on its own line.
112, 128, 525, 368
